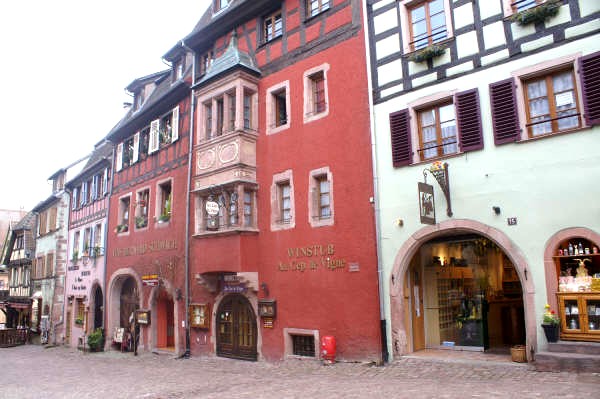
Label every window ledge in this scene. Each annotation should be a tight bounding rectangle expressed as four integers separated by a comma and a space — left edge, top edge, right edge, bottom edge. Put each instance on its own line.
402, 38, 454, 60
516, 125, 591, 144
193, 228, 259, 238
257, 35, 282, 50
409, 151, 466, 168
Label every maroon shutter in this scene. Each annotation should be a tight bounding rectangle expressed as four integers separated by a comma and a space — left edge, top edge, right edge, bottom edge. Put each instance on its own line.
455, 89, 483, 152
579, 51, 600, 126
489, 78, 520, 145
389, 109, 412, 167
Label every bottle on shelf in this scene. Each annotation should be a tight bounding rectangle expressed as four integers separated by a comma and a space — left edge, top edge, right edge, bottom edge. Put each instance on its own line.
578, 242, 583, 255
568, 242, 574, 256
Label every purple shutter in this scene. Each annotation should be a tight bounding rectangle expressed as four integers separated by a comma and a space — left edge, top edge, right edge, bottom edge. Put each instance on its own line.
455, 89, 483, 152
489, 78, 520, 145
579, 51, 600, 126
389, 109, 412, 167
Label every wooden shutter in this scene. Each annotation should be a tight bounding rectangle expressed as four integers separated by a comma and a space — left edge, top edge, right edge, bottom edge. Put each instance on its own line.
133, 132, 140, 163
149, 119, 160, 153
91, 175, 98, 201
171, 106, 180, 142
489, 78, 520, 145
389, 109, 412, 167
80, 183, 87, 206
455, 89, 483, 152
102, 168, 109, 195
116, 142, 124, 171
579, 51, 600, 126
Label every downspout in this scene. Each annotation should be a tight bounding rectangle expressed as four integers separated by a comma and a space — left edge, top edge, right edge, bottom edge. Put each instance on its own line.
181, 39, 195, 358
104, 145, 116, 348
362, 0, 388, 364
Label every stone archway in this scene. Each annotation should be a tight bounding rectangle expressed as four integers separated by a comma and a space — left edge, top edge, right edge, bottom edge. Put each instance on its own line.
389, 219, 536, 360
106, 269, 142, 350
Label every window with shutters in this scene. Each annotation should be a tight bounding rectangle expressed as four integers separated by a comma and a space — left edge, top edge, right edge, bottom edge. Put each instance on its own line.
38, 211, 47, 236
117, 196, 130, 234
45, 253, 54, 278
309, 167, 334, 228
271, 170, 295, 231
389, 89, 483, 166
83, 227, 92, 256
266, 81, 290, 135
306, 0, 330, 18
398, 0, 453, 54
92, 223, 103, 256
303, 64, 330, 124
490, 52, 599, 145
48, 207, 57, 232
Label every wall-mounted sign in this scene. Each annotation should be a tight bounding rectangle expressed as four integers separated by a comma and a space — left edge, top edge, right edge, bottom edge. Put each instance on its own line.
142, 274, 159, 287
112, 240, 178, 257
189, 303, 210, 329
136, 310, 151, 325
205, 201, 220, 216
277, 243, 347, 272
223, 275, 247, 293
418, 182, 436, 225
258, 299, 277, 317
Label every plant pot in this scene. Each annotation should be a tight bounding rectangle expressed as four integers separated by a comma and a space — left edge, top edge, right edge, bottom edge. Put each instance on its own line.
542, 323, 559, 342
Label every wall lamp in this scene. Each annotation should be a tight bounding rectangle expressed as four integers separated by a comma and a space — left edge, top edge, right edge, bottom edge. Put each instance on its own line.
492, 206, 501, 215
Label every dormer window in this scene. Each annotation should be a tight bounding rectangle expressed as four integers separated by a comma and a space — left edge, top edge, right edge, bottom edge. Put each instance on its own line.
174, 59, 185, 81
135, 88, 145, 110
214, 0, 230, 14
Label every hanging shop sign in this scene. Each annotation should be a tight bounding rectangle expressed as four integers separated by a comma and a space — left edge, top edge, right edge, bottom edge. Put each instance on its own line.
189, 303, 210, 329
135, 310, 151, 325
418, 182, 436, 225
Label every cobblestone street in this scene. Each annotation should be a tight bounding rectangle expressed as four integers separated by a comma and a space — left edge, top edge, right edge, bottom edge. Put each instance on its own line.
2, 345, 599, 399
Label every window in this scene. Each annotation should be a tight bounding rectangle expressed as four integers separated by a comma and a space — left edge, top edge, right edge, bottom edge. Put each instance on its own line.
214, 0, 230, 13
157, 181, 172, 223
117, 196, 130, 233
523, 69, 580, 137
195, 185, 256, 234
271, 170, 294, 230
418, 103, 457, 160
307, 0, 330, 18
303, 64, 330, 123
80, 181, 88, 206
244, 91, 253, 130
408, 0, 447, 51
83, 228, 92, 255
15, 234, 24, 250
490, 52, 600, 145
264, 11, 282, 42
73, 231, 80, 260
198, 50, 214, 77
148, 106, 179, 154
512, 0, 543, 12
309, 168, 334, 227
243, 190, 253, 227
93, 223, 103, 256
204, 102, 213, 139
139, 127, 150, 159
135, 189, 150, 229
72, 187, 78, 210
216, 97, 224, 136
279, 182, 291, 223
76, 298, 85, 326
292, 334, 316, 357
389, 89, 483, 166
266, 81, 290, 134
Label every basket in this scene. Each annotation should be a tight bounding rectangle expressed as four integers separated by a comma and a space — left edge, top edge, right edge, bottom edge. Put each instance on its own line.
510, 345, 527, 363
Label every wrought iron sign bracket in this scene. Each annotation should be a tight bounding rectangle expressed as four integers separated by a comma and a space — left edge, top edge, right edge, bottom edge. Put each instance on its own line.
423, 162, 453, 217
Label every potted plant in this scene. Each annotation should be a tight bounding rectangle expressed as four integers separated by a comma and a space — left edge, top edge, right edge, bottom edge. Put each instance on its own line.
115, 224, 128, 233
511, 0, 561, 26
87, 328, 104, 352
72, 250, 79, 263
541, 303, 560, 342
92, 245, 102, 258
136, 216, 148, 229
408, 44, 446, 63
158, 194, 172, 223
75, 317, 84, 326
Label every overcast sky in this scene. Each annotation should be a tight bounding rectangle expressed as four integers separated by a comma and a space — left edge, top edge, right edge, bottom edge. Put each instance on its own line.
0, 0, 211, 212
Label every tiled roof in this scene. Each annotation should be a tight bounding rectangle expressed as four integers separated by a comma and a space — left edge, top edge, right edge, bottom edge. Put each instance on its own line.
13, 211, 36, 231
66, 141, 113, 188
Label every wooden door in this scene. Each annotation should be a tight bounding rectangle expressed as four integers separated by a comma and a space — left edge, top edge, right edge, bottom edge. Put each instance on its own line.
65, 311, 71, 344
216, 294, 257, 361
410, 263, 425, 351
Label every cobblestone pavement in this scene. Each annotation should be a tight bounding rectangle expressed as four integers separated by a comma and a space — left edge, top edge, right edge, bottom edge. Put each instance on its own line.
2, 345, 599, 399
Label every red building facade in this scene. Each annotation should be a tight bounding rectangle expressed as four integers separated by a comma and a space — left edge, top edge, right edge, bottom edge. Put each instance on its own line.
186, 0, 381, 362
104, 57, 192, 354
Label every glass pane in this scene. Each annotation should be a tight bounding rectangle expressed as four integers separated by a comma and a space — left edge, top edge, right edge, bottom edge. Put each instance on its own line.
319, 180, 329, 193
564, 299, 580, 330
527, 80, 547, 99
531, 117, 552, 136
517, 0, 537, 11
429, 0, 444, 15
438, 104, 455, 122
430, 14, 446, 31
411, 5, 426, 22
553, 72, 573, 91
587, 300, 600, 331
320, 194, 330, 206
420, 109, 435, 127
320, 207, 331, 218
529, 98, 549, 117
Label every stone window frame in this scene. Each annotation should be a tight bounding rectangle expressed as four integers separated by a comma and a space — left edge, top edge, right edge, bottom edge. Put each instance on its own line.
308, 166, 334, 228
303, 63, 330, 124
270, 169, 295, 231
266, 80, 291, 135
283, 327, 319, 359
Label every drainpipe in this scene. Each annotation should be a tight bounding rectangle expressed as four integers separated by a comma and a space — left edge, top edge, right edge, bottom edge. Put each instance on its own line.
181, 39, 195, 359
104, 144, 116, 348
362, 0, 388, 364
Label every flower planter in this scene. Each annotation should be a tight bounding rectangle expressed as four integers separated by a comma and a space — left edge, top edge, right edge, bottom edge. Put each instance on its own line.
542, 323, 559, 342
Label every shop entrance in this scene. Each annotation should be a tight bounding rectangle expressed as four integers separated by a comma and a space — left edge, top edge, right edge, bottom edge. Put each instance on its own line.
92, 286, 103, 331
120, 277, 139, 330
408, 234, 525, 353
156, 289, 174, 349
216, 294, 257, 361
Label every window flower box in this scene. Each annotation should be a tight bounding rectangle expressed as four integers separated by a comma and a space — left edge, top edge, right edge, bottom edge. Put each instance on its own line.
408, 44, 446, 63
511, 0, 561, 26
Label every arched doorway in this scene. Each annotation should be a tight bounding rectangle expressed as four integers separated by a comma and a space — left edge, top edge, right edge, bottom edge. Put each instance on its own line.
92, 285, 103, 331
155, 289, 174, 350
120, 277, 139, 330
405, 234, 525, 353
216, 294, 257, 361
390, 220, 536, 359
